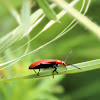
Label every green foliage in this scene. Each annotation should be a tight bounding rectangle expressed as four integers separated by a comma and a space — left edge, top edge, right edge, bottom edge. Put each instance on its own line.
36, 0, 57, 20
0, 0, 100, 100
0, 59, 100, 83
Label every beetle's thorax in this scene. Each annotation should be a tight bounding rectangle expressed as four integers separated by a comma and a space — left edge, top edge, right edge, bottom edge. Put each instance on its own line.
56, 60, 66, 66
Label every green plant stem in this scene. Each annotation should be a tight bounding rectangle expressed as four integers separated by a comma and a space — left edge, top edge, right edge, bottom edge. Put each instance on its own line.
0, 59, 100, 83
54, 0, 100, 37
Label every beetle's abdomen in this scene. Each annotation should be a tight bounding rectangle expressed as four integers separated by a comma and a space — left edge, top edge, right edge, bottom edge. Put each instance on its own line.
32, 63, 56, 69
29, 59, 57, 69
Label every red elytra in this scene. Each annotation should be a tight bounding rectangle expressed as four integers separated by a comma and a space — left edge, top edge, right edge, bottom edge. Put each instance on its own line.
29, 59, 66, 69
29, 51, 81, 78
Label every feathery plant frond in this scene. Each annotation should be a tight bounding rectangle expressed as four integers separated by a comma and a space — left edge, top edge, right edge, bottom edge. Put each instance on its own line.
0, 0, 89, 68
0, 0, 100, 100
0, 0, 94, 82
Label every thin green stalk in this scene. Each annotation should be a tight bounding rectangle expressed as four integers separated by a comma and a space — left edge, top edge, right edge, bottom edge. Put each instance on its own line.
0, 59, 100, 83
54, 0, 100, 38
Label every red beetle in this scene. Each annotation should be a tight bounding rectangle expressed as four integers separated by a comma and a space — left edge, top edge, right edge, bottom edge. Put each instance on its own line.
29, 51, 81, 78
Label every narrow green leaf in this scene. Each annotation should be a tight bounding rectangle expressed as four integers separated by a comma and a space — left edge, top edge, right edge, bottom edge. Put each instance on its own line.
21, 0, 30, 34
36, 0, 57, 21
0, 8, 43, 53
54, 0, 100, 37
0, 59, 100, 83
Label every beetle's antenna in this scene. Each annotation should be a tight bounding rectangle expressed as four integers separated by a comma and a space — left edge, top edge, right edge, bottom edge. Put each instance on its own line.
65, 51, 72, 62
65, 51, 81, 70
67, 64, 81, 70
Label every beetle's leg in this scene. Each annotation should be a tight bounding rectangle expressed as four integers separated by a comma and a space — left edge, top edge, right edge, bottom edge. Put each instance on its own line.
52, 67, 58, 79
33, 69, 40, 76
33, 69, 36, 73
67, 64, 81, 70
37, 69, 40, 76
53, 64, 59, 74
52, 70, 55, 79
55, 64, 59, 74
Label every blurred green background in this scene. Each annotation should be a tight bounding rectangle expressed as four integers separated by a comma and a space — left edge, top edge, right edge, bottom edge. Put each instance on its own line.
0, 0, 100, 100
